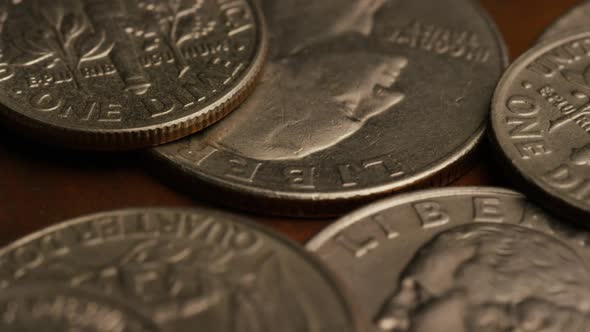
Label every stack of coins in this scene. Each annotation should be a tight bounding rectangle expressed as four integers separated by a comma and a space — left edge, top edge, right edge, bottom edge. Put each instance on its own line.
1, 1, 590, 331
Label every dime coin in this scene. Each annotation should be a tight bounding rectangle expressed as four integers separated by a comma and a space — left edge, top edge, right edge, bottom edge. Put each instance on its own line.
539, 0, 590, 42
307, 187, 590, 332
0, 0, 266, 150
490, 31, 590, 221
152, 0, 508, 217
0, 285, 158, 332
0, 208, 360, 332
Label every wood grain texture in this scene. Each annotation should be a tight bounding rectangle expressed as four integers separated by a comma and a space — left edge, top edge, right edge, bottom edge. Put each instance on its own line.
0, 0, 583, 246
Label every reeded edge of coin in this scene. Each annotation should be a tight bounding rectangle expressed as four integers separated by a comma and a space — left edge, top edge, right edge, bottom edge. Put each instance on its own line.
490, 30, 590, 224
306, 186, 522, 250
0, 0, 268, 151
150, 126, 484, 218
0, 207, 364, 332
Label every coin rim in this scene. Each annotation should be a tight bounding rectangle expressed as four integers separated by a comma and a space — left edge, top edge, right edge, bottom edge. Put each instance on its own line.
0, 0, 269, 151
490, 30, 590, 219
306, 186, 521, 250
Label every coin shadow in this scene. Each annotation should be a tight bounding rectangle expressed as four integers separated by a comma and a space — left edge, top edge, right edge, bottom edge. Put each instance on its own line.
484, 128, 522, 188
0, 121, 141, 171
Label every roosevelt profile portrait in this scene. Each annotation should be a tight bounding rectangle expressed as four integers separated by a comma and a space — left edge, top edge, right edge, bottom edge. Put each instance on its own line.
376, 223, 590, 332
195, 0, 407, 161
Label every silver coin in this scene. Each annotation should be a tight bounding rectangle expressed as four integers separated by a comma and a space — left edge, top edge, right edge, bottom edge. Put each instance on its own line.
490, 31, 590, 221
0, 208, 360, 332
0, 0, 266, 150
0, 285, 159, 332
539, 0, 590, 42
307, 187, 590, 332
152, 0, 508, 217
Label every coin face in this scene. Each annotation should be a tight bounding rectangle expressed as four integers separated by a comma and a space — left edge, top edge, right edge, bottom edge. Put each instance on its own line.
539, 0, 590, 42
0, 0, 266, 150
152, 0, 508, 217
307, 187, 590, 332
0, 286, 158, 332
490, 31, 590, 221
0, 208, 359, 332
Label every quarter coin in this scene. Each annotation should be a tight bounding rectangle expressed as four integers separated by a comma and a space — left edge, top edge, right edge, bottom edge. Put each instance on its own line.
490, 31, 590, 221
0, 208, 360, 332
152, 0, 508, 217
539, 0, 590, 42
0, 0, 266, 150
308, 187, 590, 332
0, 285, 159, 332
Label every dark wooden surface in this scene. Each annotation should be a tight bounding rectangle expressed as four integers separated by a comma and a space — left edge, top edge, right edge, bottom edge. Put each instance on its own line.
0, 0, 582, 246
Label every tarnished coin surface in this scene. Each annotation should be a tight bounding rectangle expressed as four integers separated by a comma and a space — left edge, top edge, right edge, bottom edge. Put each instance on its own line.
0, 208, 359, 332
152, 0, 508, 217
490, 31, 590, 221
307, 187, 590, 332
0, 0, 266, 150
539, 0, 590, 42
0, 286, 158, 332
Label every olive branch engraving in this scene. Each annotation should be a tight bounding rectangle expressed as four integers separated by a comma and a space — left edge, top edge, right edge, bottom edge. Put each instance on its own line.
11, 0, 114, 89
138, 0, 217, 79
